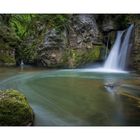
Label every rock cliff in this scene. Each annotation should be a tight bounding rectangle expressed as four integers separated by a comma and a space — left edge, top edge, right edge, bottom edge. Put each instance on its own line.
0, 14, 140, 72
130, 20, 140, 72
37, 14, 103, 68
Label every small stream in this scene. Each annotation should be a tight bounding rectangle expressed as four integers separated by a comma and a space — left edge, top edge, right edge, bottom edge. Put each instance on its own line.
0, 66, 140, 126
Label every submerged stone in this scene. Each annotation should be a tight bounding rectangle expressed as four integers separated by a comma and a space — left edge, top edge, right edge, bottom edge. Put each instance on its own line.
0, 89, 34, 126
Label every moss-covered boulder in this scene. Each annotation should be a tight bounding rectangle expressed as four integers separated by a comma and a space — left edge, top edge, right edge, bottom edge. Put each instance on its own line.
0, 89, 34, 126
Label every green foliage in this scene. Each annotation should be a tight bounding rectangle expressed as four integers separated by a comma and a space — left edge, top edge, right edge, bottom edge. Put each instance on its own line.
0, 14, 11, 26
8, 14, 69, 64
0, 14, 70, 65
21, 44, 37, 63
35, 14, 69, 30
10, 14, 35, 40
0, 54, 15, 64
62, 46, 102, 68
0, 24, 18, 49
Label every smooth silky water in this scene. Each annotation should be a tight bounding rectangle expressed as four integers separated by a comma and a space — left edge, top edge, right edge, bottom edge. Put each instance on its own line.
0, 67, 140, 126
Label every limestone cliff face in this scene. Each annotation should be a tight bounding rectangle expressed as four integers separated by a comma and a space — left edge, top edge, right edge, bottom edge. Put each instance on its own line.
68, 15, 102, 48
37, 29, 67, 67
130, 21, 140, 72
37, 14, 103, 68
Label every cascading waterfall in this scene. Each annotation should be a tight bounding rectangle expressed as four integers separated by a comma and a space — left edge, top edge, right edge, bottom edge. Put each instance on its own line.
80, 24, 134, 73
103, 24, 134, 71
118, 25, 134, 69
104, 31, 124, 69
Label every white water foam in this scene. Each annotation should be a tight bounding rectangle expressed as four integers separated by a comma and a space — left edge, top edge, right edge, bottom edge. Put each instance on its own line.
83, 24, 134, 73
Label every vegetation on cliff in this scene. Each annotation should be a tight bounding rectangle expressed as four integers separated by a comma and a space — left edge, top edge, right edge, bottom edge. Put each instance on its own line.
9, 14, 69, 65
0, 14, 139, 70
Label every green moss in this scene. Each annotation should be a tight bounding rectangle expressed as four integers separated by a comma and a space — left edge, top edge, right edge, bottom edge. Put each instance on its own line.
62, 46, 102, 68
0, 89, 34, 126
0, 54, 15, 64
84, 46, 101, 61
37, 45, 103, 68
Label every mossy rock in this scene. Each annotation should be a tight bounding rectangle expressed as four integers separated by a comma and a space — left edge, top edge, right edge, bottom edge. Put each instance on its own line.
62, 46, 103, 68
0, 54, 16, 65
0, 89, 34, 126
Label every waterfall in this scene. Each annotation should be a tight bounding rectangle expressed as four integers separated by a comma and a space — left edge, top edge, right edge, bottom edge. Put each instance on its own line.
103, 24, 134, 71
118, 25, 134, 69
81, 24, 134, 73
104, 31, 124, 69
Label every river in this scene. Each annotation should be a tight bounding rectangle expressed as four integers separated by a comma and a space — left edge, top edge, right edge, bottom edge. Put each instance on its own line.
0, 66, 140, 126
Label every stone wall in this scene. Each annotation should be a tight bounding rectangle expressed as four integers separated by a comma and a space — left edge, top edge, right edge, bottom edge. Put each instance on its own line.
37, 14, 104, 68
130, 21, 140, 72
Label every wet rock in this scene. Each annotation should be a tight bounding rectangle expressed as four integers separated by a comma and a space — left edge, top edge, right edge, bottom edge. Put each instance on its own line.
0, 89, 34, 126
102, 19, 114, 32
68, 14, 102, 48
130, 21, 140, 72
37, 14, 103, 68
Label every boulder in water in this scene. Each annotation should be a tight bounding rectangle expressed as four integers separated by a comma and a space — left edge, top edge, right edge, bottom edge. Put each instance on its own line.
0, 89, 34, 126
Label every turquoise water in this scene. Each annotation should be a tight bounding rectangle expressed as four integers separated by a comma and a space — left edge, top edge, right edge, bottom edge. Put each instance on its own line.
0, 67, 140, 126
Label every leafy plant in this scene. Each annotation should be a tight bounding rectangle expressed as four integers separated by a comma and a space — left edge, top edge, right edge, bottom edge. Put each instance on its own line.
10, 14, 35, 40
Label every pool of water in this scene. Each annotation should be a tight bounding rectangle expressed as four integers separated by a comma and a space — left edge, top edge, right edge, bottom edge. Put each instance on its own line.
0, 66, 140, 126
